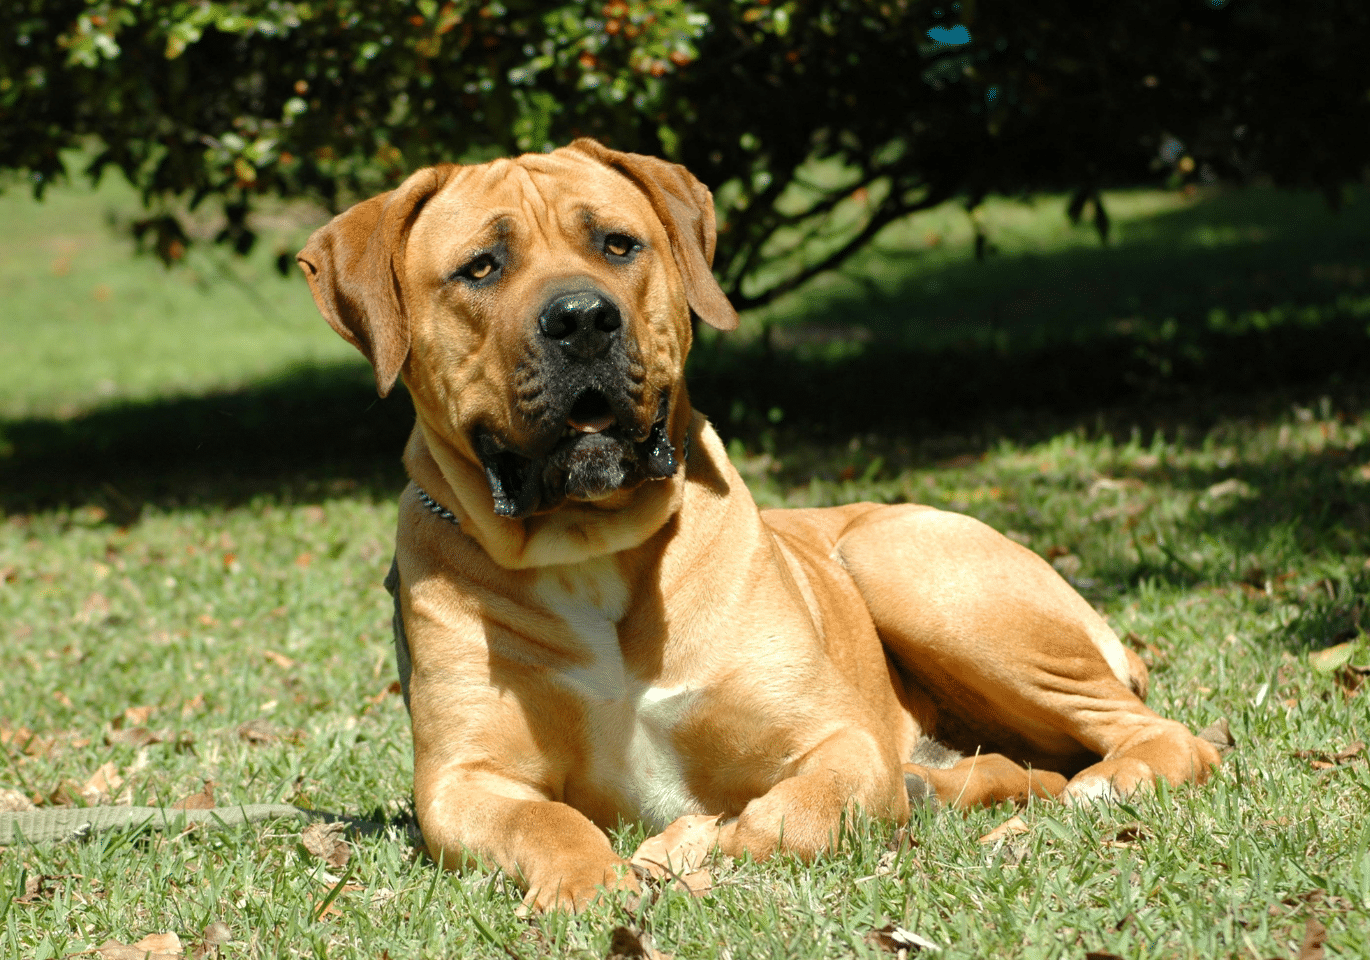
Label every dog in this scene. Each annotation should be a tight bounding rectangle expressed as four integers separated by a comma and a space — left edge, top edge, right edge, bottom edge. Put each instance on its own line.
297, 139, 1220, 911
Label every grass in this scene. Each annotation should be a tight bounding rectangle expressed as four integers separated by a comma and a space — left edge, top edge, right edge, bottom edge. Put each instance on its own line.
2, 169, 1369, 958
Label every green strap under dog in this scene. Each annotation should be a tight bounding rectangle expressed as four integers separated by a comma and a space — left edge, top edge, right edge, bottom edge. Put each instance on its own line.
0, 804, 417, 846
0, 804, 312, 845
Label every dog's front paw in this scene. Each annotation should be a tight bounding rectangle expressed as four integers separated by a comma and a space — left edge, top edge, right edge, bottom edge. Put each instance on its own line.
521, 859, 642, 913
631, 814, 724, 878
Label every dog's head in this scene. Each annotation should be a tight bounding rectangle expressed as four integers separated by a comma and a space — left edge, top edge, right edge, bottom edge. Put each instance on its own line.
298, 140, 737, 524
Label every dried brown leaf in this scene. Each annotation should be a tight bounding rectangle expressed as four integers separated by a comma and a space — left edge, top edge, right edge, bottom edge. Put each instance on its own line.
1298, 917, 1327, 960
172, 781, 215, 811
1102, 822, 1148, 849
631, 815, 722, 878
605, 925, 671, 960
2, 724, 54, 758
13, 873, 70, 905
82, 761, 123, 803
93, 932, 183, 960
0, 787, 35, 813
977, 814, 1030, 845
122, 705, 156, 727
1197, 718, 1236, 755
107, 726, 164, 748
301, 821, 351, 869
1332, 740, 1364, 762
201, 922, 231, 947
237, 719, 279, 745
867, 923, 940, 954
263, 650, 296, 669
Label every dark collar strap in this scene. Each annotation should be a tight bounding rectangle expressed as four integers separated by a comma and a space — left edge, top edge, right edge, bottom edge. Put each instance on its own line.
415, 486, 461, 527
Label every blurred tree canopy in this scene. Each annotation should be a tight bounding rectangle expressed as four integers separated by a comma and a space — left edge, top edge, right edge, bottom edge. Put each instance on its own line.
3, 0, 1367, 308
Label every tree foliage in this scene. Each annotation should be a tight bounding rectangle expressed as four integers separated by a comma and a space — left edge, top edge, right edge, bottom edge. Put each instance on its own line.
3, 1, 1367, 307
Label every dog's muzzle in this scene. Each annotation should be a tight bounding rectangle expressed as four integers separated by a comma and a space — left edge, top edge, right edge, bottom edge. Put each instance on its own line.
474, 288, 679, 519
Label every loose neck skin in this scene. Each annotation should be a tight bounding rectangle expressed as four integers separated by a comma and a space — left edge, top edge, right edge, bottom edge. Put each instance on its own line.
402, 409, 700, 571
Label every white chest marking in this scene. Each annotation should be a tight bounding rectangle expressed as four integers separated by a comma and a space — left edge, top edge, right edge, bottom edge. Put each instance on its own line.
532, 562, 702, 829
532, 558, 630, 701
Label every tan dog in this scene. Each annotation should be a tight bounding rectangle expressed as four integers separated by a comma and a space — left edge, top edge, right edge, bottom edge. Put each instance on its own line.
297, 140, 1220, 911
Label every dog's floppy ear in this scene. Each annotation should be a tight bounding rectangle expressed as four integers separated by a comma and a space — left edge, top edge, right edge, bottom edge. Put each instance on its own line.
296, 165, 454, 396
569, 139, 738, 332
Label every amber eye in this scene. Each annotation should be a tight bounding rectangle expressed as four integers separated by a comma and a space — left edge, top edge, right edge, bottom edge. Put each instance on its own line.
463, 254, 497, 281
604, 234, 638, 258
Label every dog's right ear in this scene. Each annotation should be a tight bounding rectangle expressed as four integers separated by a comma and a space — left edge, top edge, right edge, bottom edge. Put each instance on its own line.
297, 165, 454, 397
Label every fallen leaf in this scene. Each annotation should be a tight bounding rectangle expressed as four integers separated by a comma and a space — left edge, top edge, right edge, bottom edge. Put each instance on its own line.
1088, 476, 1145, 496
106, 726, 164, 748
172, 781, 215, 810
1310, 643, 1356, 674
82, 761, 123, 803
605, 925, 671, 960
94, 932, 183, 960
1197, 718, 1236, 755
190, 921, 232, 960
201, 922, 231, 946
76, 592, 112, 625
1298, 917, 1327, 960
1332, 741, 1364, 762
631, 815, 722, 878
1102, 822, 1148, 849
1084, 953, 1124, 960
1205, 477, 1254, 499
1122, 631, 1169, 667
13, 873, 67, 905
0, 787, 35, 812
867, 924, 940, 954
237, 719, 279, 745
301, 821, 351, 869
1, 724, 54, 758
1295, 741, 1365, 768
977, 814, 1030, 845
121, 705, 156, 726
263, 650, 296, 669
364, 681, 403, 705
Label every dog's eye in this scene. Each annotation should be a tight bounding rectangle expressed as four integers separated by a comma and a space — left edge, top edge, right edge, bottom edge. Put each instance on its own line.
459, 254, 499, 282
603, 234, 639, 259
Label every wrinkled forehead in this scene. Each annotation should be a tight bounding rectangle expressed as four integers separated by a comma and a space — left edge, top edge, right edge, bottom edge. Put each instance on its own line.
410, 149, 657, 250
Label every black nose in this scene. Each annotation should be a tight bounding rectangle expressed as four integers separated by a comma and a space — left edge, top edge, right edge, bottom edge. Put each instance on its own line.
538, 291, 622, 360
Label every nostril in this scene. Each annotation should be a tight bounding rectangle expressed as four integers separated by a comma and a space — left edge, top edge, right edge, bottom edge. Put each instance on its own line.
538, 302, 576, 340
538, 291, 621, 349
594, 301, 621, 333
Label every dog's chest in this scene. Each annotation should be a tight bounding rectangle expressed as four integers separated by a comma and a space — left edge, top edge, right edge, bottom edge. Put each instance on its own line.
532, 562, 702, 831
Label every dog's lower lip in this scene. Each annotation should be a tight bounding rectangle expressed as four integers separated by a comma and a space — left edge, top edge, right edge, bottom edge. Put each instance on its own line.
567, 414, 615, 435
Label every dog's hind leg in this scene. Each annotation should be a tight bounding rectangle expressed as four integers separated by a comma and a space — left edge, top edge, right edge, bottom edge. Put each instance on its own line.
835, 505, 1220, 803
904, 752, 1067, 809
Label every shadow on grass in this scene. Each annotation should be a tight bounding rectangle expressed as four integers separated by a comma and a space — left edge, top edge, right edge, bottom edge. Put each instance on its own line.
2, 185, 1369, 528
2, 316, 1368, 523
774, 185, 1370, 351
0, 364, 417, 521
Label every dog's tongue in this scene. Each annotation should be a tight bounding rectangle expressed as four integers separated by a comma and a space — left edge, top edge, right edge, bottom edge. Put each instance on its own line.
567, 413, 615, 434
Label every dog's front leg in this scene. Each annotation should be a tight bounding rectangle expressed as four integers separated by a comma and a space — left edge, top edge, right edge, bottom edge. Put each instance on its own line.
637, 727, 907, 871
417, 770, 640, 912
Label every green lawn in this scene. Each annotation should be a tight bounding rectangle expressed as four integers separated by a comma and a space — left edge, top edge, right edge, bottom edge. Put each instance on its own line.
1, 172, 1368, 959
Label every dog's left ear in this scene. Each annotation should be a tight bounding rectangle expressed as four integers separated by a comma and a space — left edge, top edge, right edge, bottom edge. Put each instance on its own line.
569, 139, 739, 332
296, 165, 455, 396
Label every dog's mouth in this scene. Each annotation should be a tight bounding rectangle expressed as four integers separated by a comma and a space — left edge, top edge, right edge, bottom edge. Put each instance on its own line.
564, 391, 617, 437
477, 390, 678, 519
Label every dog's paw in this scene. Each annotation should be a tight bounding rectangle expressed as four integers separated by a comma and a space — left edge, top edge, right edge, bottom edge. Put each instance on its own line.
520, 860, 642, 914
631, 814, 724, 878
1061, 758, 1153, 806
